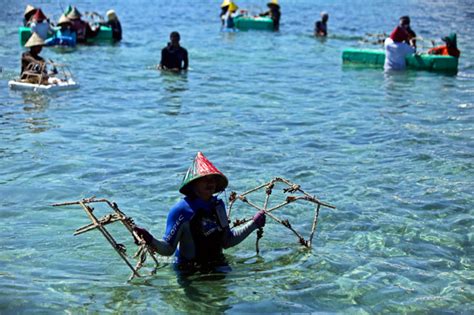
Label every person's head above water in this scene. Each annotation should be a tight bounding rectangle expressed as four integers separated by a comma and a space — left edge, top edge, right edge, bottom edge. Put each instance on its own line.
267, 0, 280, 9
179, 152, 229, 200
399, 16, 411, 28
321, 11, 329, 23
170, 31, 181, 46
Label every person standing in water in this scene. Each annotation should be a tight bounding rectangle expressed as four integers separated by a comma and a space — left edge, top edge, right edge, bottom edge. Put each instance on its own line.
133, 152, 266, 273
384, 25, 415, 71
158, 31, 189, 72
315, 11, 329, 37
259, 0, 281, 31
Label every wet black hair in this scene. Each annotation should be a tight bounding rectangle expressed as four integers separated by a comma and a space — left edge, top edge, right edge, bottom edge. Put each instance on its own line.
170, 31, 180, 40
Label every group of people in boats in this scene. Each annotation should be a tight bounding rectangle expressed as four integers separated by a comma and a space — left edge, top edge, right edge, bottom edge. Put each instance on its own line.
20, 4, 122, 84
220, 0, 281, 31
19, 2, 462, 85
384, 16, 460, 71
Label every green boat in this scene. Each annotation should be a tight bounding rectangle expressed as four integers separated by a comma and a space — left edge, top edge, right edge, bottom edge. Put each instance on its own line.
342, 48, 458, 73
19, 26, 113, 46
234, 16, 274, 31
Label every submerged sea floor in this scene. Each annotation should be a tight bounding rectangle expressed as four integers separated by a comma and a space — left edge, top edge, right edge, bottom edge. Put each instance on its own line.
1, 0, 473, 313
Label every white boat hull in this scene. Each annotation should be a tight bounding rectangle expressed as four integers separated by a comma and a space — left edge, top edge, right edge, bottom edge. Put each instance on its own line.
8, 78, 79, 92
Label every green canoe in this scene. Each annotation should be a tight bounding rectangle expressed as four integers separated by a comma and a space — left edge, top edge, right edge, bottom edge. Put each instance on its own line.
234, 16, 274, 31
19, 26, 114, 46
342, 48, 458, 73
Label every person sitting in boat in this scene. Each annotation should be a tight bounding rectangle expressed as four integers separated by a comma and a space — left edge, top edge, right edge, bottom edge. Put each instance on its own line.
30, 9, 53, 40
66, 6, 99, 43
23, 5, 37, 27
133, 152, 266, 273
315, 11, 328, 37
259, 0, 281, 31
102, 10, 122, 42
21, 32, 50, 84
222, 1, 239, 31
45, 15, 77, 47
428, 33, 460, 58
399, 16, 416, 50
158, 31, 189, 72
384, 26, 415, 71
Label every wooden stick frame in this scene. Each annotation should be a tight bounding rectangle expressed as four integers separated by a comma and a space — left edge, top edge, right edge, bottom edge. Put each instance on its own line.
52, 197, 159, 280
227, 177, 335, 252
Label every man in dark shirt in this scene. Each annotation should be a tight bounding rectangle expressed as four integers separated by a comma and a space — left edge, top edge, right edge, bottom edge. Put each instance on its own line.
159, 32, 188, 72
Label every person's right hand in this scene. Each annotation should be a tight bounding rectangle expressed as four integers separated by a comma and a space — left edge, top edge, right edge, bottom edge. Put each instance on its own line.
133, 226, 154, 245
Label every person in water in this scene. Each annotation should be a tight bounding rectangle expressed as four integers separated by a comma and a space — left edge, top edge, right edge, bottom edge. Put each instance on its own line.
66, 6, 99, 43
259, 0, 281, 31
384, 26, 415, 71
45, 15, 77, 47
158, 31, 189, 72
315, 11, 328, 37
428, 33, 460, 58
399, 16, 416, 50
220, 0, 231, 26
103, 10, 122, 42
21, 32, 50, 83
29, 9, 53, 40
23, 5, 37, 27
133, 152, 266, 273
222, 1, 239, 30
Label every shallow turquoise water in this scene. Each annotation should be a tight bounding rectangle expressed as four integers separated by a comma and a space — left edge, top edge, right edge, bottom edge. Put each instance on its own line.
1, 0, 473, 313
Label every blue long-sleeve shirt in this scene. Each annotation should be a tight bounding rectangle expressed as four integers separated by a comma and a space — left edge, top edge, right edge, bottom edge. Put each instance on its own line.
150, 196, 258, 265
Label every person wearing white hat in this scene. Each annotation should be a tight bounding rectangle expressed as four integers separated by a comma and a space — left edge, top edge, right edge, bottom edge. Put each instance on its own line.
23, 4, 37, 26
102, 10, 122, 41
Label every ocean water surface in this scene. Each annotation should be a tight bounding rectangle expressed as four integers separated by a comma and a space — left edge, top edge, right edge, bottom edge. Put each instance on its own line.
1, 0, 473, 313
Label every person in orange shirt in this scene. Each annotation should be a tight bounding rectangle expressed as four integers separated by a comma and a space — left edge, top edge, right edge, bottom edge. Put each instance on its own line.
428, 33, 460, 58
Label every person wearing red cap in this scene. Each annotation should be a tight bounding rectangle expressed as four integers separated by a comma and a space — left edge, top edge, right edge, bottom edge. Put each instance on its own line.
30, 9, 53, 40
134, 152, 265, 273
384, 26, 415, 71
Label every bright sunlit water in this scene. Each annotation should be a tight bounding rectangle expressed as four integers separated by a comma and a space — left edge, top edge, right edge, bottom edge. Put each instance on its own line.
1, 0, 473, 313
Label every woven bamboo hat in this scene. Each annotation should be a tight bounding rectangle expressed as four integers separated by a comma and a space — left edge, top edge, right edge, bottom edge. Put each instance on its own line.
24, 5, 36, 17
57, 15, 71, 26
179, 152, 228, 196
228, 2, 239, 12
221, 0, 231, 8
25, 32, 45, 48
67, 6, 82, 20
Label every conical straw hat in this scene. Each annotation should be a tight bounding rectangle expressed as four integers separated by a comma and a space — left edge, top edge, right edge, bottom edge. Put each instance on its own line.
221, 0, 231, 8
57, 14, 71, 26
179, 152, 228, 196
228, 2, 239, 12
25, 32, 45, 47
24, 4, 36, 17
67, 6, 82, 19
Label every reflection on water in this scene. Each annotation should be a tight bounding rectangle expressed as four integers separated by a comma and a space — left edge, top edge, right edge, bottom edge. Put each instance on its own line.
159, 71, 188, 116
20, 92, 52, 133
